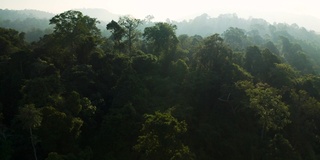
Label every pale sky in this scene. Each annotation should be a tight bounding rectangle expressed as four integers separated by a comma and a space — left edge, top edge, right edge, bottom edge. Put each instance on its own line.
1, 0, 320, 31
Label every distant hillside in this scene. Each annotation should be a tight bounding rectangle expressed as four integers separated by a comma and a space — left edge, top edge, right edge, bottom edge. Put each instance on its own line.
0, 8, 119, 22
75, 8, 120, 23
173, 13, 319, 38
0, 8, 119, 42
0, 9, 54, 42
0, 9, 55, 20
1, 8, 320, 46
169, 13, 320, 48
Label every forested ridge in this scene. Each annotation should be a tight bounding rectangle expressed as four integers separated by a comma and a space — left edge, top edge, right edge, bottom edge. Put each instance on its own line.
1, 10, 320, 160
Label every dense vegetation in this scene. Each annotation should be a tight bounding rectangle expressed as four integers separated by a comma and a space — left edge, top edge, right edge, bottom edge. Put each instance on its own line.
1, 10, 320, 160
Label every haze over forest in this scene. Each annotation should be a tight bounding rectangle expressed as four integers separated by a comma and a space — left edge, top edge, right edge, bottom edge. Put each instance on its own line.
3, 1, 320, 160
2, 0, 320, 32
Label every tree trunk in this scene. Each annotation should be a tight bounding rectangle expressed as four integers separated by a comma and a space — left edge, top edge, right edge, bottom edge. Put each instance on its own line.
29, 127, 38, 160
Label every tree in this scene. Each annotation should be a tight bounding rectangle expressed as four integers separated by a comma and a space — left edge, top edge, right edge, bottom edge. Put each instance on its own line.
50, 10, 100, 39
236, 81, 291, 138
16, 104, 42, 160
268, 63, 298, 88
195, 34, 232, 71
107, 20, 125, 52
143, 22, 178, 55
288, 90, 320, 159
243, 47, 281, 81
118, 16, 142, 54
49, 10, 102, 65
39, 106, 83, 155
222, 27, 250, 51
178, 34, 190, 51
134, 109, 194, 160
0, 27, 26, 58
264, 41, 280, 55
247, 29, 265, 46
285, 51, 314, 74
244, 46, 264, 76
21, 75, 62, 107
0, 103, 13, 160
280, 36, 294, 54
61, 65, 96, 97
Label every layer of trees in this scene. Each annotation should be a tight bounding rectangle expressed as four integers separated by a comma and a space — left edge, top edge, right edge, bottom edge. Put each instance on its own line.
1, 10, 320, 159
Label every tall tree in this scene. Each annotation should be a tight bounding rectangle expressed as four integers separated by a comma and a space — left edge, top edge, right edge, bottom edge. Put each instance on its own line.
49, 10, 102, 65
237, 81, 291, 138
107, 20, 125, 52
118, 16, 142, 54
195, 34, 232, 71
50, 10, 100, 39
288, 90, 320, 159
16, 104, 42, 160
222, 27, 249, 51
143, 22, 178, 55
107, 16, 142, 54
134, 109, 194, 160
244, 46, 264, 76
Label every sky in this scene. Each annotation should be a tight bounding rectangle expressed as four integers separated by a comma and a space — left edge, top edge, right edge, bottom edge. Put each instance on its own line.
1, 0, 320, 31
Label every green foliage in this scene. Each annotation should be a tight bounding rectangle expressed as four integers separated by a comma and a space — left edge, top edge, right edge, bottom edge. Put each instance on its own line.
3, 10, 320, 160
107, 20, 126, 51
237, 81, 291, 132
222, 27, 250, 51
64, 91, 82, 115
134, 109, 194, 160
21, 75, 61, 107
50, 10, 100, 38
144, 22, 178, 55
268, 63, 298, 88
39, 106, 83, 154
195, 34, 232, 71
107, 16, 142, 54
16, 104, 42, 160
0, 27, 26, 58
287, 90, 320, 159
131, 52, 158, 74
264, 41, 280, 55
118, 16, 143, 53
93, 102, 141, 159
80, 97, 96, 118
244, 46, 264, 76
48, 10, 102, 66
170, 59, 189, 82
17, 104, 42, 129
46, 152, 64, 160
266, 134, 296, 160
61, 65, 95, 96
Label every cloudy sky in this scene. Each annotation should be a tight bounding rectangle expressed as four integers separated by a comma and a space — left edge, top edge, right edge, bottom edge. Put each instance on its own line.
2, 0, 320, 31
